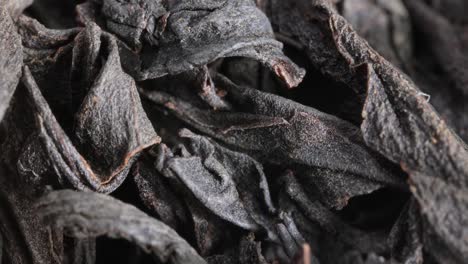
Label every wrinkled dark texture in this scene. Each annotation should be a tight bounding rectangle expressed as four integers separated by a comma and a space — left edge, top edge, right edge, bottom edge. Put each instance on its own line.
0, 6, 23, 122
80, 0, 305, 88
0, 0, 467, 263
141, 74, 404, 209
39, 190, 205, 264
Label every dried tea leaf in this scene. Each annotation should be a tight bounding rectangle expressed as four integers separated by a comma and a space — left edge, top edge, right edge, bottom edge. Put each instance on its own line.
38, 190, 206, 264
409, 172, 468, 263
0, 7, 23, 122
137, 0, 305, 88
141, 74, 403, 209
74, 29, 160, 188
293, 2, 468, 261
184, 193, 231, 256
70, 22, 102, 113
17, 16, 80, 129
99, 0, 167, 47
2, 0, 467, 263
192, 66, 232, 111
22, 48, 159, 192
17, 14, 80, 50
280, 170, 388, 254
163, 129, 277, 236
266, 2, 468, 261
17, 135, 52, 186
17, 23, 159, 193
361, 65, 468, 189
269, 0, 468, 187
166, 150, 258, 230
133, 154, 191, 232
340, 11, 468, 264
79, 0, 305, 87
268, 0, 361, 90
80, 0, 305, 87
134, 147, 235, 256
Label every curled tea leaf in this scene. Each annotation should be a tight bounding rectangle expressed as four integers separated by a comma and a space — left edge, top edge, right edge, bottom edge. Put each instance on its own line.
74, 29, 161, 188
21, 33, 160, 192
133, 155, 190, 232
153, 0, 304, 88
141, 74, 404, 209
38, 190, 206, 264
280, 170, 387, 254
165, 129, 277, 235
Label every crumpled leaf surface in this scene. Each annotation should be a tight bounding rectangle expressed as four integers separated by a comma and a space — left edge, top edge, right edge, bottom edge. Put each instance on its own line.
38, 189, 206, 264
99, 0, 167, 47
158, 129, 277, 236
1, 0, 467, 263
266, 0, 468, 262
133, 154, 191, 232
279, 170, 387, 254
141, 74, 404, 209
139, 0, 305, 88
82, 0, 305, 88
133, 146, 243, 256
73, 26, 160, 187
21, 30, 160, 192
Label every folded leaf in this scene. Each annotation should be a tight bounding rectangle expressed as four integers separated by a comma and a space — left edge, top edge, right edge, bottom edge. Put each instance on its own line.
139, 0, 305, 88
270, 0, 468, 261
141, 75, 404, 208
82, 0, 305, 88
38, 190, 206, 264
165, 129, 277, 235
100, 0, 167, 47
280, 170, 387, 254
21, 34, 160, 192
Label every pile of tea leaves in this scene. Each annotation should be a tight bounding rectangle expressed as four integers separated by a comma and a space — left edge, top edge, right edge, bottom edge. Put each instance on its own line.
0, 0, 467, 263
